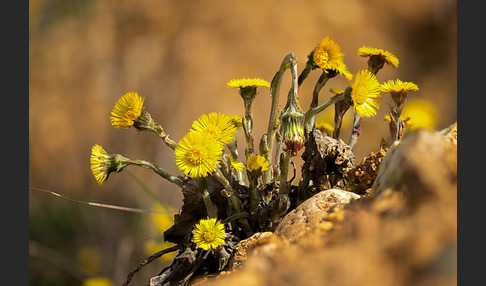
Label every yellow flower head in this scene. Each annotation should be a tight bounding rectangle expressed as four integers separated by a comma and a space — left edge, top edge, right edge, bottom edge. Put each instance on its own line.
227, 155, 245, 172
350, 70, 381, 118
381, 79, 419, 104
227, 77, 270, 89
230, 114, 244, 129
110, 92, 145, 129
191, 113, 237, 145
227, 77, 270, 102
90, 144, 127, 185
246, 154, 270, 173
175, 131, 223, 178
313, 36, 344, 70
312, 36, 352, 80
358, 46, 399, 72
192, 218, 226, 250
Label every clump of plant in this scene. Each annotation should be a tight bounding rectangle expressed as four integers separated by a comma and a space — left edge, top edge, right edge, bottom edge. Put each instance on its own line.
90, 36, 422, 285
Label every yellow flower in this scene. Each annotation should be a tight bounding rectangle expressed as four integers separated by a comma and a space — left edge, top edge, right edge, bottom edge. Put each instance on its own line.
350, 70, 381, 118
312, 36, 352, 81
191, 113, 237, 145
110, 92, 145, 129
82, 277, 114, 286
385, 99, 437, 131
246, 155, 270, 173
358, 46, 399, 68
358, 46, 399, 74
228, 155, 245, 172
230, 114, 244, 129
175, 131, 223, 178
381, 79, 419, 104
76, 246, 102, 274
90, 144, 127, 185
227, 77, 270, 102
313, 36, 344, 70
192, 218, 226, 250
150, 203, 174, 234
227, 78, 270, 89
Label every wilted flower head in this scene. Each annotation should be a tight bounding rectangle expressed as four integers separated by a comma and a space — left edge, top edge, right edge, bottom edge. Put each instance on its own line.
350, 70, 381, 118
174, 131, 223, 178
192, 218, 226, 250
110, 92, 145, 129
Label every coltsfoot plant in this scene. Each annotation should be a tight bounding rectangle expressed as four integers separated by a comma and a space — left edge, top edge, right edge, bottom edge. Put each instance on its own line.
90, 36, 423, 285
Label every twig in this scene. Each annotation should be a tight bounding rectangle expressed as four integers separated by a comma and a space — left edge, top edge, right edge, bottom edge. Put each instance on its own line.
29, 187, 168, 214
121, 245, 180, 286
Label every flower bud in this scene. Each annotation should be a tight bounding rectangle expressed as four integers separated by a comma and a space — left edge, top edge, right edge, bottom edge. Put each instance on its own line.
281, 106, 305, 157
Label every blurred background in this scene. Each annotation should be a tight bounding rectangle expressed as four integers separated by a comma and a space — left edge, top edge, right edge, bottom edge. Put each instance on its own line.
29, 0, 456, 285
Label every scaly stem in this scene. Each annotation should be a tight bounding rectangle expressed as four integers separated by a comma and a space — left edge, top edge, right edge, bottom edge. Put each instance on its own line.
243, 99, 255, 156
126, 159, 183, 187
348, 112, 362, 150
196, 178, 218, 219
263, 52, 296, 183
304, 93, 344, 126
306, 71, 330, 132
279, 152, 292, 195
213, 170, 254, 236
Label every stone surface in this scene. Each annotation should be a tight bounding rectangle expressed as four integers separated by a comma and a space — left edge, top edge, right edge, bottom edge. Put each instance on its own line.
274, 189, 360, 242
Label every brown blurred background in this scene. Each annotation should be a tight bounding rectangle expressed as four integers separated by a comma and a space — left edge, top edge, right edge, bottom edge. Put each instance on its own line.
29, 0, 456, 285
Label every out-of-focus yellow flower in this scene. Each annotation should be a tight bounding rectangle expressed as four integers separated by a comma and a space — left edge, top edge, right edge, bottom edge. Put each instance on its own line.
358, 46, 399, 68
350, 70, 381, 118
246, 155, 270, 173
385, 99, 438, 131
175, 131, 223, 178
76, 247, 102, 275
82, 277, 114, 286
191, 113, 237, 145
150, 203, 174, 234
192, 218, 226, 250
110, 92, 145, 129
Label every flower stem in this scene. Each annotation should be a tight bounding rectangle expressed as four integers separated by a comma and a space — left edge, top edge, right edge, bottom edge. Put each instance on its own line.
304, 93, 344, 126
279, 152, 292, 195
196, 178, 218, 219
348, 112, 362, 150
126, 159, 183, 187
154, 125, 178, 150
263, 52, 296, 184
214, 170, 254, 236
306, 71, 330, 131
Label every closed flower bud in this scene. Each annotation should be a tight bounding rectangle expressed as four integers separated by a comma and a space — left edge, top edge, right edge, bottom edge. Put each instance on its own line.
281, 106, 305, 157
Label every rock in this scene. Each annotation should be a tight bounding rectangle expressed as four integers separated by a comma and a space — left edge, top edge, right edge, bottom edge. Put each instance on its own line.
370, 126, 457, 204
274, 189, 360, 242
